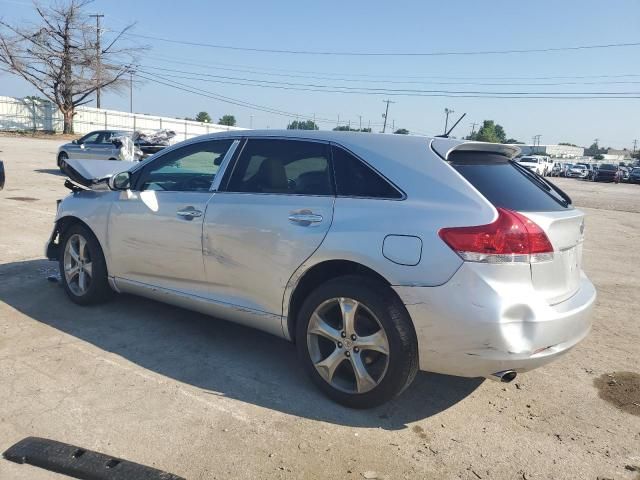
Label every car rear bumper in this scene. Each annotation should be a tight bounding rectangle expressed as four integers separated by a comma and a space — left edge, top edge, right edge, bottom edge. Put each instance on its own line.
394, 263, 596, 379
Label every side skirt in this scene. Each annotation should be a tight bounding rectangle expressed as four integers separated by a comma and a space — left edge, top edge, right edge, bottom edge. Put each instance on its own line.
113, 277, 287, 339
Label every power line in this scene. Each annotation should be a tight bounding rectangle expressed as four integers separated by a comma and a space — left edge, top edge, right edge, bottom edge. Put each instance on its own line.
144, 53, 640, 81
135, 67, 640, 98
140, 64, 640, 87
142, 53, 640, 82
123, 32, 640, 57
135, 72, 379, 125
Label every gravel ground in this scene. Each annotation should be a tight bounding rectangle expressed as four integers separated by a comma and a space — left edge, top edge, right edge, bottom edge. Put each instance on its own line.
0, 136, 639, 480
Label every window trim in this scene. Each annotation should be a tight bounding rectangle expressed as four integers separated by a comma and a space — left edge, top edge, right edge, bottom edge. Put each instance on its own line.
330, 142, 406, 201
132, 138, 235, 193
218, 137, 336, 197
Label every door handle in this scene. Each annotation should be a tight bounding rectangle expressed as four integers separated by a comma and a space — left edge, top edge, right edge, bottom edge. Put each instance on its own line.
288, 212, 323, 225
176, 207, 203, 219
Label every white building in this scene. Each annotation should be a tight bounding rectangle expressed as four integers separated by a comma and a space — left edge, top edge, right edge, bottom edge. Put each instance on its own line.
510, 144, 584, 158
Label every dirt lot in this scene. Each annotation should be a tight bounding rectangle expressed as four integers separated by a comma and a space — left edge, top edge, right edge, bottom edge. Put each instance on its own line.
0, 135, 639, 480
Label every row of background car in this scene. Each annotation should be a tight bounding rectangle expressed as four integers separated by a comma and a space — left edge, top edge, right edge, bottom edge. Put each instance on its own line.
516, 155, 640, 183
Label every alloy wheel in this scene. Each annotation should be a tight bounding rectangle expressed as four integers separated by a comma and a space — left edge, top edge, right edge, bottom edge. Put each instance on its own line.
306, 297, 390, 394
63, 233, 93, 296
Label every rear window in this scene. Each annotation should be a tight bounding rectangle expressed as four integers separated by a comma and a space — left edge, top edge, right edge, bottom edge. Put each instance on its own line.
599, 164, 616, 170
450, 151, 571, 212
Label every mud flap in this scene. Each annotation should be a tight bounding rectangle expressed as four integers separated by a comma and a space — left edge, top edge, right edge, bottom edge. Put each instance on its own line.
3, 437, 185, 480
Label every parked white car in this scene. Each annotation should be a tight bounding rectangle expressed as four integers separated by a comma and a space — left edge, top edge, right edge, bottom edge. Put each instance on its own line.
48, 131, 596, 407
517, 156, 546, 175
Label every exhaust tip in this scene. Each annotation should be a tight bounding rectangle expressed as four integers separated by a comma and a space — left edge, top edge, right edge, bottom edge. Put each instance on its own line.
492, 370, 517, 383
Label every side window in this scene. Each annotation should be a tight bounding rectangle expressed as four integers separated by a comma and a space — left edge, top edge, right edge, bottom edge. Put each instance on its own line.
95, 132, 112, 144
138, 139, 233, 192
79, 132, 99, 144
332, 146, 402, 199
226, 139, 332, 195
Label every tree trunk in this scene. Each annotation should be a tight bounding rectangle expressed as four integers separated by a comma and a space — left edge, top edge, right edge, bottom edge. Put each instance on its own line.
62, 109, 74, 134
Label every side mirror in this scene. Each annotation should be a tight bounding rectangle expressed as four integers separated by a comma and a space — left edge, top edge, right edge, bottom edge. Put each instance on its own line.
108, 171, 131, 191
72, 139, 78, 144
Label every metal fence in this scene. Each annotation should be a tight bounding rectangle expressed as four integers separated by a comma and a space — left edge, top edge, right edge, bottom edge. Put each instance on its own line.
0, 96, 243, 141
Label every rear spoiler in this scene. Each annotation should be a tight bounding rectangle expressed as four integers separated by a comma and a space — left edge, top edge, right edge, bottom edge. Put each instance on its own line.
431, 138, 521, 160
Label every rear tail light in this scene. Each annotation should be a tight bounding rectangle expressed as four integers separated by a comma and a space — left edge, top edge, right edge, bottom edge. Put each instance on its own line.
438, 208, 554, 264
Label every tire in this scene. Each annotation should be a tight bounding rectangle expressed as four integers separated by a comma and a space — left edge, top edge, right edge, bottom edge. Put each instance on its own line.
59, 223, 113, 305
296, 275, 418, 408
57, 152, 68, 170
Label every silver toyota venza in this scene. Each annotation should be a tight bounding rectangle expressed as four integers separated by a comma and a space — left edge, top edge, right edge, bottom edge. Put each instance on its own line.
47, 130, 596, 408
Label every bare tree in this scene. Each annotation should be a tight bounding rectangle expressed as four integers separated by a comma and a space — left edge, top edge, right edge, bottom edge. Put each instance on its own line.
0, 0, 141, 133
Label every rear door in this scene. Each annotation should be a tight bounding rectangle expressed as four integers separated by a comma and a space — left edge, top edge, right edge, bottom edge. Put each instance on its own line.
203, 138, 335, 316
449, 151, 584, 304
88, 131, 119, 160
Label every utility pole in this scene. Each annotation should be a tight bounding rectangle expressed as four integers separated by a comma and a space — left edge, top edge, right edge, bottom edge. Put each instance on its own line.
469, 122, 477, 137
444, 108, 454, 135
358, 115, 362, 131
89, 14, 104, 109
532, 134, 542, 154
382, 99, 394, 133
337, 114, 340, 128
391, 119, 395, 132
633, 139, 638, 153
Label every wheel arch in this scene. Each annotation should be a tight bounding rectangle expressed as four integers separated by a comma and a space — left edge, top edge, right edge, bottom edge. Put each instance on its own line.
285, 259, 396, 342
48, 215, 102, 261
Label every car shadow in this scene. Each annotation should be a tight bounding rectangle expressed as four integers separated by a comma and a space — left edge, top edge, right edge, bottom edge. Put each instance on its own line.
0, 259, 483, 430
34, 168, 64, 176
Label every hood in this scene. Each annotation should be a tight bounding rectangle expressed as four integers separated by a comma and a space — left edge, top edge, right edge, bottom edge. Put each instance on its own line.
62, 159, 137, 189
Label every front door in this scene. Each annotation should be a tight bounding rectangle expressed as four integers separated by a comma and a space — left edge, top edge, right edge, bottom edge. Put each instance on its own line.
68, 131, 100, 159
203, 138, 335, 316
108, 139, 234, 296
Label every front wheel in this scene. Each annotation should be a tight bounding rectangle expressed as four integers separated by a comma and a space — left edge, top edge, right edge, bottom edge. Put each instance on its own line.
57, 151, 68, 170
296, 275, 418, 408
59, 224, 113, 305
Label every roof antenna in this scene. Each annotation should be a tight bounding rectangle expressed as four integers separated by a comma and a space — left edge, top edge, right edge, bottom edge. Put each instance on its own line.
436, 113, 466, 138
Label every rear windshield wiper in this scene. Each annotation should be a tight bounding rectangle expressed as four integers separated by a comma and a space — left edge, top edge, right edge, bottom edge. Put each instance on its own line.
511, 161, 571, 207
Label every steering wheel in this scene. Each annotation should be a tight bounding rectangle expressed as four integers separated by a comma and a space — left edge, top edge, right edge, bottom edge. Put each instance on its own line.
182, 175, 213, 191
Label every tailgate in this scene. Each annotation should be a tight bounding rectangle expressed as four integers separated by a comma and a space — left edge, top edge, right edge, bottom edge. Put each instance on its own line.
523, 209, 585, 304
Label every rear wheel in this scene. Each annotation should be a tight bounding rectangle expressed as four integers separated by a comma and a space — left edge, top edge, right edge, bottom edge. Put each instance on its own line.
296, 275, 418, 408
59, 224, 113, 305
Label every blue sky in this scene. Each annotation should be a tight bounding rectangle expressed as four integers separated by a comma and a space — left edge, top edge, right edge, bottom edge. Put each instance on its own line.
1, 0, 638, 148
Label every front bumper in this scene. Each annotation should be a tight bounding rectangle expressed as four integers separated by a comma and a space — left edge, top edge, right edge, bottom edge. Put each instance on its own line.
394, 263, 596, 379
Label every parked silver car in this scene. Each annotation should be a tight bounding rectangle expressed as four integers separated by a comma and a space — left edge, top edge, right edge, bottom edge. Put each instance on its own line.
46, 131, 596, 408
57, 130, 130, 168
